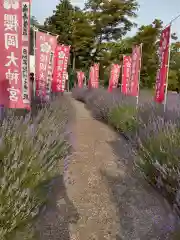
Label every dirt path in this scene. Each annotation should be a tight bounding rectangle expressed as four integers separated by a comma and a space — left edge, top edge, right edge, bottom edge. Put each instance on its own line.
36, 96, 178, 240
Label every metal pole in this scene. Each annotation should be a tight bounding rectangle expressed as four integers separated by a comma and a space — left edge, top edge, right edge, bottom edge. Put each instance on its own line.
33, 26, 37, 98
84, 76, 87, 87
30, 25, 58, 37
164, 13, 180, 29
0, 105, 5, 122
136, 43, 143, 109
163, 24, 171, 112
121, 55, 124, 93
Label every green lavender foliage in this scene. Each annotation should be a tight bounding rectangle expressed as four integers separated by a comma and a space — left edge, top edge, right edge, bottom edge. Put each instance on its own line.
0, 97, 71, 239
72, 87, 180, 217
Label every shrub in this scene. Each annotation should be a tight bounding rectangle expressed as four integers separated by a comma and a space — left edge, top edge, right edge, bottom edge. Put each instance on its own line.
72, 87, 180, 218
71, 87, 88, 102
0, 97, 71, 239
108, 104, 138, 139
136, 117, 180, 215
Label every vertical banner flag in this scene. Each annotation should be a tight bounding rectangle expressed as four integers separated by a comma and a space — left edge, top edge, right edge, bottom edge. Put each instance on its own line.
89, 64, 99, 88
108, 64, 121, 92
121, 56, 132, 94
88, 66, 93, 88
127, 45, 142, 96
46, 38, 57, 100
0, 0, 31, 109
52, 45, 70, 92
77, 71, 85, 88
155, 25, 171, 103
93, 63, 99, 88
35, 32, 57, 98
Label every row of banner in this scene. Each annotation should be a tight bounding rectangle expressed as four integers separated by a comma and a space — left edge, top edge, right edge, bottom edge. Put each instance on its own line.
77, 25, 171, 105
0, 0, 71, 110
0, 1, 171, 110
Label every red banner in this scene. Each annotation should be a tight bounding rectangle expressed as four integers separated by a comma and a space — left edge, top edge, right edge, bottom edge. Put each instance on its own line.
52, 45, 70, 92
108, 64, 121, 92
35, 32, 57, 98
155, 25, 171, 103
77, 71, 85, 88
0, 0, 31, 109
89, 64, 99, 88
45, 38, 57, 100
127, 45, 142, 96
121, 56, 132, 94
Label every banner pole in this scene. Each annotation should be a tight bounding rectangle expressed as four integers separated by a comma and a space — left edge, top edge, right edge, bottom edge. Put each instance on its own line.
30, 25, 58, 37
164, 13, 180, 29
136, 43, 143, 109
33, 26, 37, 98
163, 24, 171, 112
121, 55, 124, 93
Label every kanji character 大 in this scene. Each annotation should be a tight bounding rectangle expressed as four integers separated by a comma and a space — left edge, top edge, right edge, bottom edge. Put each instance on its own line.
5, 52, 18, 67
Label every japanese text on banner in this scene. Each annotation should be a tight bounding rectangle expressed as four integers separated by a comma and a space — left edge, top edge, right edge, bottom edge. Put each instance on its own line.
77, 71, 85, 88
89, 64, 99, 89
155, 25, 171, 103
127, 45, 141, 97
108, 64, 121, 92
121, 56, 132, 95
35, 32, 57, 98
52, 45, 70, 92
0, 0, 31, 109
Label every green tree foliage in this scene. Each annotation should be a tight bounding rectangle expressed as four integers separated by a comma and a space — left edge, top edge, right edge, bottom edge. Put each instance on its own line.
43, 0, 138, 81
131, 19, 163, 88
40, 0, 180, 90
169, 42, 180, 90
30, 16, 39, 55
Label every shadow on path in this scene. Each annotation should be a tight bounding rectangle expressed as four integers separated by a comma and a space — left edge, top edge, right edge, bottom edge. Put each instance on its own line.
102, 135, 178, 240
35, 175, 79, 240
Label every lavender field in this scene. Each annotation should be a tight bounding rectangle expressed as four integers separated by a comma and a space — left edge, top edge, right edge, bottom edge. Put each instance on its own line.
72, 87, 180, 222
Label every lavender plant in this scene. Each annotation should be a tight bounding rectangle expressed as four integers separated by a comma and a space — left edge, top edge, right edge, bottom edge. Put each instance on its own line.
72, 87, 180, 217
72, 87, 88, 102
0, 97, 71, 239
136, 119, 180, 214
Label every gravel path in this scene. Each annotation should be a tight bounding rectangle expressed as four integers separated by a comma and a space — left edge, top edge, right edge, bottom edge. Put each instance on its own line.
36, 95, 178, 240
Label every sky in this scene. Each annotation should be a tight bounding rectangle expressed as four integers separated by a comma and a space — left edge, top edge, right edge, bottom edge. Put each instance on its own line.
31, 0, 180, 39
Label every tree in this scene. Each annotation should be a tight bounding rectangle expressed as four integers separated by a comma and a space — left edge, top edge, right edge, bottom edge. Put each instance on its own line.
44, 0, 74, 44
84, 0, 138, 62
30, 16, 39, 55
30, 15, 39, 26
168, 42, 180, 90
129, 19, 163, 88
43, 0, 95, 70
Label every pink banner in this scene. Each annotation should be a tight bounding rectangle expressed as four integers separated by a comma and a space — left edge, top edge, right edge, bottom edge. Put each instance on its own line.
52, 45, 70, 92
127, 45, 142, 96
35, 32, 57, 98
121, 56, 132, 94
45, 39, 57, 100
108, 64, 121, 92
0, 0, 31, 109
77, 71, 85, 88
155, 25, 171, 103
89, 64, 99, 88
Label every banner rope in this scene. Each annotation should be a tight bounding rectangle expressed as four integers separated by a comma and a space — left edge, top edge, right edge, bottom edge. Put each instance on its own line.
31, 25, 59, 37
